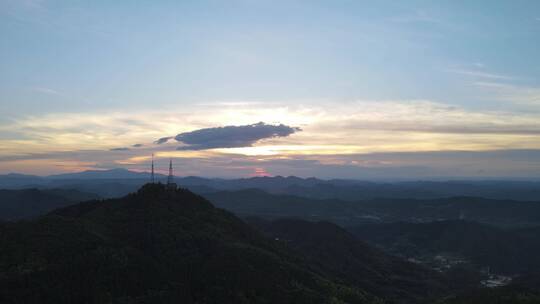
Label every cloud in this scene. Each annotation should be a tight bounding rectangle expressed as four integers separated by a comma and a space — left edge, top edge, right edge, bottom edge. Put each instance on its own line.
334, 120, 540, 135
444, 68, 513, 80
171, 122, 301, 150
154, 136, 173, 145
3, 148, 540, 179
473, 82, 540, 105
312, 100, 540, 136
109, 147, 130, 151
31, 87, 63, 96
132, 144, 143, 147
3, 99, 540, 175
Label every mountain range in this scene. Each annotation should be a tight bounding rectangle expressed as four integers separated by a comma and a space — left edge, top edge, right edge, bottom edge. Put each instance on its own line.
0, 183, 449, 304
205, 190, 540, 228
3, 184, 540, 229
1, 183, 539, 303
2, 169, 540, 201
0, 188, 99, 221
348, 220, 540, 275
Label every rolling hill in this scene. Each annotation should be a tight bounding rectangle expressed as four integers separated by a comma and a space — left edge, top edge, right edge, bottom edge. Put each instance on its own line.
0, 184, 380, 304
247, 218, 454, 303
0, 188, 99, 221
348, 220, 540, 275
204, 190, 540, 227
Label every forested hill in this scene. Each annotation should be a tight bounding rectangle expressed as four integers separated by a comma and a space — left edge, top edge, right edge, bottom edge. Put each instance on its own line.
205, 190, 540, 227
349, 220, 540, 275
247, 218, 452, 303
0, 188, 99, 221
0, 183, 379, 304
1, 183, 539, 303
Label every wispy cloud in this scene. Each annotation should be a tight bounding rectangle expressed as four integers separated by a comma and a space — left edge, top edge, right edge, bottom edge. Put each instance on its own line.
446, 65, 540, 106
154, 137, 173, 145
444, 68, 513, 80
2, 100, 540, 175
2, 148, 540, 179
31, 87, 63, 96
109, 147, 130, 151
473, 82, 540, 105
2, 0, 113, 38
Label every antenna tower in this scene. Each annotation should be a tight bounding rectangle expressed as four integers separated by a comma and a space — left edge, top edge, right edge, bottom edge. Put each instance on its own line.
151, 154, 155, 183
167, 158, 177, 190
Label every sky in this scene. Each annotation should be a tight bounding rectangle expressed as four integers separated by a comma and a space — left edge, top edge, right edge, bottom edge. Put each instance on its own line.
1, 0, 540, 179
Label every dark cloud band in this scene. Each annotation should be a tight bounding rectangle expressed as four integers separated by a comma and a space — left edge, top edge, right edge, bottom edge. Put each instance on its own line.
155, 122, 301, 150
154, 136, 173, 145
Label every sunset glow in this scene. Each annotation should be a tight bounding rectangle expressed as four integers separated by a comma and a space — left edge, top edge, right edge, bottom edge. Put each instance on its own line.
1, 1, 540, 179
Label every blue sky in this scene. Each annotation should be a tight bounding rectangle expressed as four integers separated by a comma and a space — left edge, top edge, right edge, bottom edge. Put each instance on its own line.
1, 0, 540, 178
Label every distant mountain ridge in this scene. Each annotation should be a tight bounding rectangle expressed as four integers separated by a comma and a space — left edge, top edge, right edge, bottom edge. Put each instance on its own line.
0, 188, 99, 221
6, 186, 540, 229
205, 190, 540, 228
47, 168, 162, 180
2, 168, 540, 201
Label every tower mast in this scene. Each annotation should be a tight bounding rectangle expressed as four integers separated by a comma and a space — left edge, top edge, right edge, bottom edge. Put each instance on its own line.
167, 158, 177, 189
151, 153, 155, 183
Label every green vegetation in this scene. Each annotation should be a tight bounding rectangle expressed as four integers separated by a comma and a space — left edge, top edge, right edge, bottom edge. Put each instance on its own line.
0, 184, 379, 304
248, 218, 453, 303
1, 184, 539, 303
